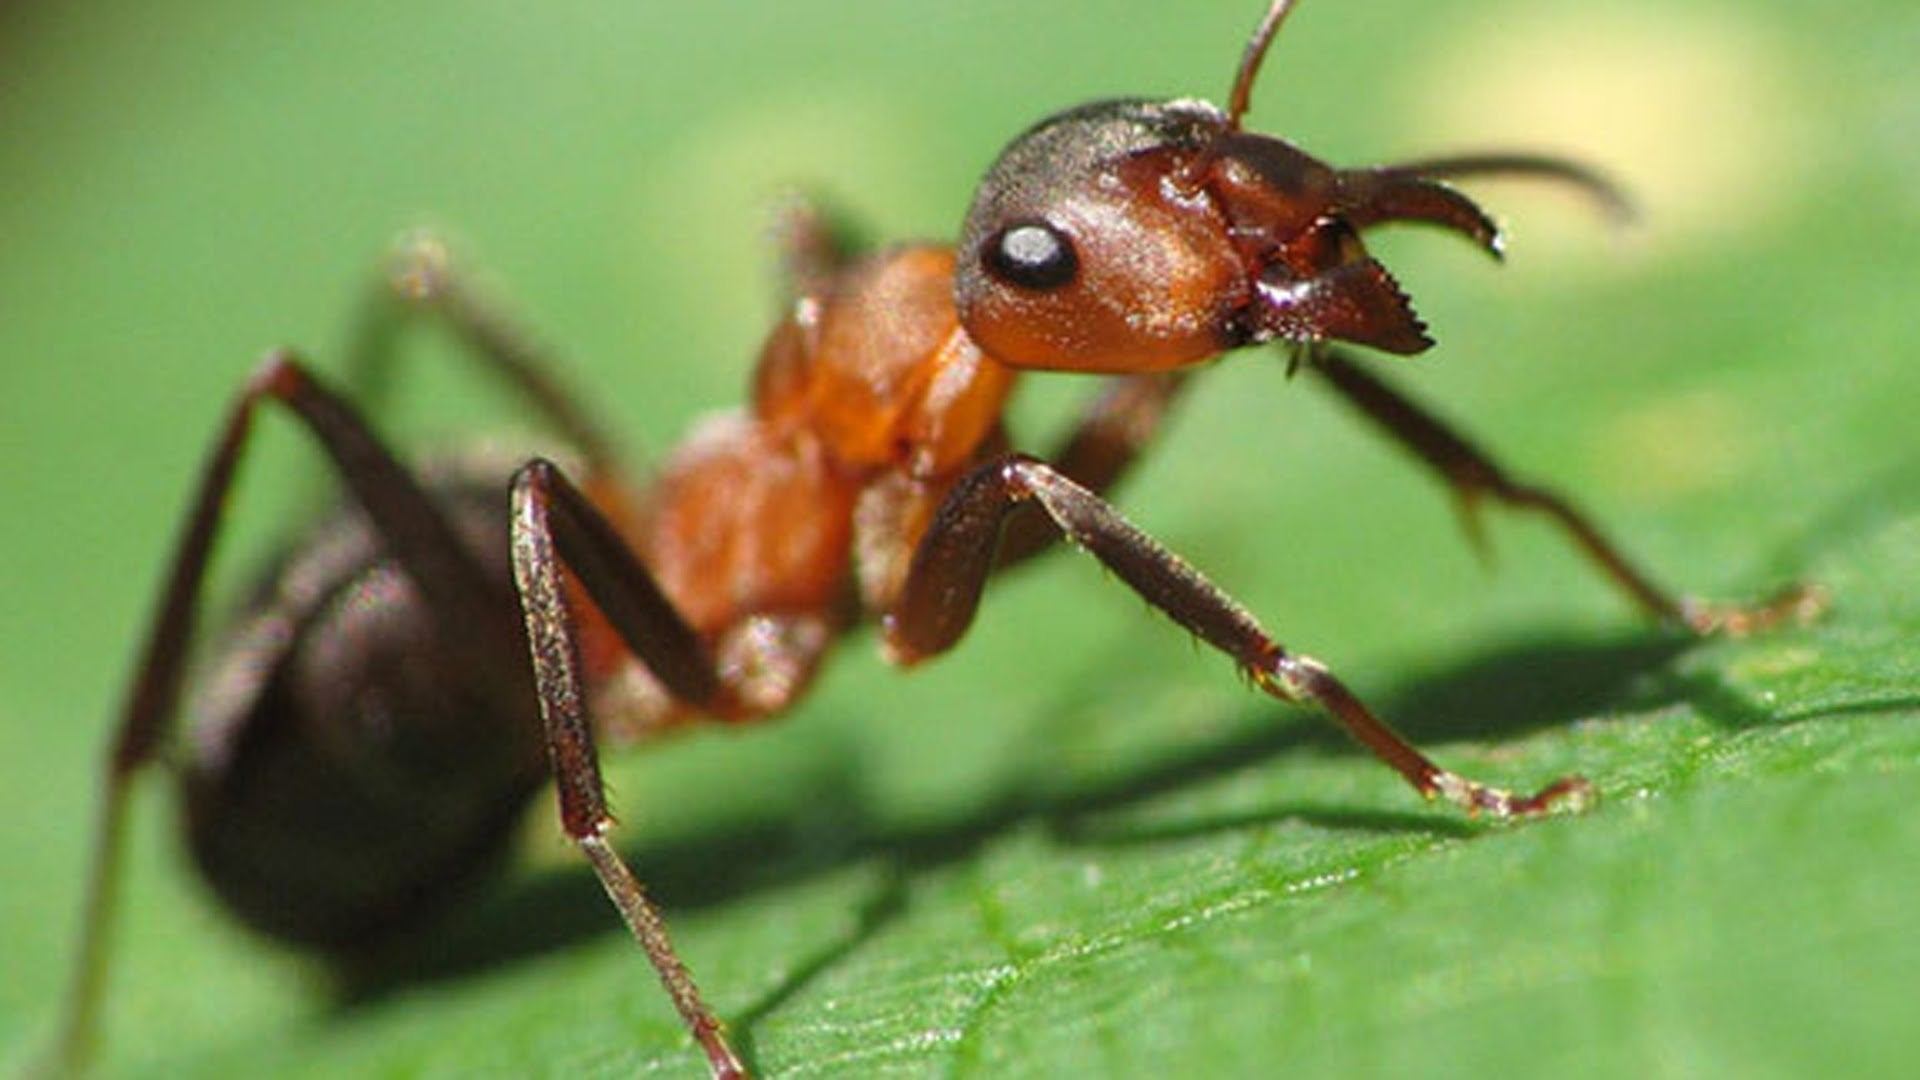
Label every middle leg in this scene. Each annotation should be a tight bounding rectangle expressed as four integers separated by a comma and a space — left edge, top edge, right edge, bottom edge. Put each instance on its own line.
508, 458, 746, 1078
886, 454, 1593, 817
343, 232, 625, 472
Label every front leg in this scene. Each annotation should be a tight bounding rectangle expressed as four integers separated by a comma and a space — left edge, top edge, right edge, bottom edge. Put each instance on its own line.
886, 454, 1592, 818
1311, 348, 1823, 635
994, 371, 1191, 571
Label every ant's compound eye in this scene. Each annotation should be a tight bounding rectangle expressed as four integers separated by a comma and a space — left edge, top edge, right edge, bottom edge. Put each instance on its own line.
982, 221, 1078, 291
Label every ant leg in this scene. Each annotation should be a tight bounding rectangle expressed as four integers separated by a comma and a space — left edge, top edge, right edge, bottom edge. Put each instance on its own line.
1312, 348, 1823, 636
995, 372, 1191, 569
508, 459, 746, 1080
45, 349, 520, 1075
887, 454, 1594, 818
770, 193, 858, 301
856, 373, 1191, 617
342, 232, 624, 471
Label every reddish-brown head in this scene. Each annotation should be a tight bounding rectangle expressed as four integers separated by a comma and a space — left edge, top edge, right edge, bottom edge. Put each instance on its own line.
953, 0, 1524, 373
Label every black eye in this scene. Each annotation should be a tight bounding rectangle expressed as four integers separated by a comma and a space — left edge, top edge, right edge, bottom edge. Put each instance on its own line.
982, 221, 1078, 291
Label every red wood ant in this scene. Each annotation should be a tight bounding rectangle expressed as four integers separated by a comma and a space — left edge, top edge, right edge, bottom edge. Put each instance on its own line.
46, 1, 1822, 1076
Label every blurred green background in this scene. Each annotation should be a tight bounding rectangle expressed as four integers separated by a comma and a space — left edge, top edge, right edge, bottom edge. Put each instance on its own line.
2, 0, 1917, 1076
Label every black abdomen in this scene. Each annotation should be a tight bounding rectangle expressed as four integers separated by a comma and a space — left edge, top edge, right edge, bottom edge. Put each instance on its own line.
180, 483, 545, 949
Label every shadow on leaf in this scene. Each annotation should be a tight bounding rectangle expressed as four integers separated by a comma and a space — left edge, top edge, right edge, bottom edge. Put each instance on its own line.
335, 623, 1740, 1018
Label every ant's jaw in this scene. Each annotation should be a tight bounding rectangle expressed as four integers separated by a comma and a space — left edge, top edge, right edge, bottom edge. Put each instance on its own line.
1333, 169, 1506, 260
1238, 257, 1433, 356
1199, 135, 1438, 357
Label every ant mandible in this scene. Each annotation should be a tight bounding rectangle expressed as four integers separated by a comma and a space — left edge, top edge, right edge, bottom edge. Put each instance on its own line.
47, 1, 1822, 1076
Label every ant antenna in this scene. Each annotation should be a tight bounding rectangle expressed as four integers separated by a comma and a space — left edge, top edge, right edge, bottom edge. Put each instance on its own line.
1225, 0, 1302, 131
1228, 0, 1305, 129
1176, 0, 1302, 193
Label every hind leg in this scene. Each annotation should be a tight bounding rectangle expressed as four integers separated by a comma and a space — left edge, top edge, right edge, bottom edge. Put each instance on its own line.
43, 351, 525, 1076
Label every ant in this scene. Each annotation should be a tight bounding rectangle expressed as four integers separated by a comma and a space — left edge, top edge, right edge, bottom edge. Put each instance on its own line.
46, 1, 1823, 1077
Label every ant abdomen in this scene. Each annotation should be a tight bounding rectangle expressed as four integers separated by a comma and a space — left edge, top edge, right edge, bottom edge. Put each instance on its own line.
182, 479, 542, 948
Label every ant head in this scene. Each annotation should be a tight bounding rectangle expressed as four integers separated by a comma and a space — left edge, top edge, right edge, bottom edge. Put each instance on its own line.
955, 0, 1506, 372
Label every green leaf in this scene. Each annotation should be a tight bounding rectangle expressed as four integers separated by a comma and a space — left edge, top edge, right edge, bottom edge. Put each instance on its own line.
2, 1, 1916, 1077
